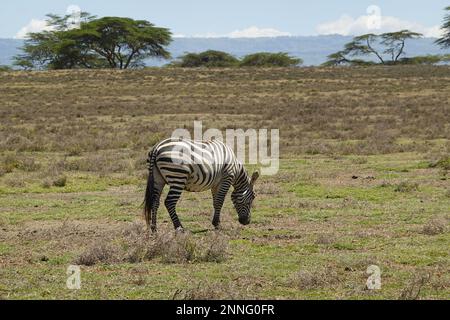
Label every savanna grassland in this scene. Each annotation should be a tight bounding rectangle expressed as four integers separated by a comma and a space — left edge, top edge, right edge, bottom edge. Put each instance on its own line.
0, 66, 449, 300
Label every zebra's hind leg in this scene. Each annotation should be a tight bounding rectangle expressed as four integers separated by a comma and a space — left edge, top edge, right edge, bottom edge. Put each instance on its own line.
211, 179, 232, 229
149, 168, 165, 233
150, 186, 163, 233
164, 186, 185, 231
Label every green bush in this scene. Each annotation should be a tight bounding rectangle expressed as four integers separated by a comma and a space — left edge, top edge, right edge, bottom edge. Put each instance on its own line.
171, 50, 239, 68
240, 52, 302, 67
0, 65, 12, 72
399, 55, 447, 65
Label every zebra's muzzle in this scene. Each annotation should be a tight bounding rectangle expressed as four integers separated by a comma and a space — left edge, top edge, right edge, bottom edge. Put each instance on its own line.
239, 217, 251, 225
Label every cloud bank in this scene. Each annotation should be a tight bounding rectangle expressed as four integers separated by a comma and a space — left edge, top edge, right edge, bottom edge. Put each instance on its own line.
316, 14, 443, 38
15, 19, 53, 39
184, 26, 291, 38
228, 26, 291, 38
15, 4, 82, 39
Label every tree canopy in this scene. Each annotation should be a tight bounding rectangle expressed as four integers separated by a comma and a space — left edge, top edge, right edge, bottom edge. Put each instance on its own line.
323, 30, 423, 66
170, 51, 302, 68
436, 6, 450, 49
170, 50, 239, 68
240, 52, 302, 67
14, 13, 172, 70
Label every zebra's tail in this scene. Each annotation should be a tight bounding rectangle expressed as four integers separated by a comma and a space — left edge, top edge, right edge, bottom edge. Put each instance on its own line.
144, 149, 156, 229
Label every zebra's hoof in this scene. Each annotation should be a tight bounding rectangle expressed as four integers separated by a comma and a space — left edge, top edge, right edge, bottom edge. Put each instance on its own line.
212, 219, 220, 228
175, 227, 185, 233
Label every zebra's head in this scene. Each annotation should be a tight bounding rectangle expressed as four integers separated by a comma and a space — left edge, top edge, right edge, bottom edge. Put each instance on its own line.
232, 171, 260, 225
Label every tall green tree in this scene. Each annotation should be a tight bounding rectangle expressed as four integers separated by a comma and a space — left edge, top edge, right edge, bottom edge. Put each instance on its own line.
67, 17, 172, 69
323, 30, 422, 66
436, 6, 450, 49
14, 13, 172, 70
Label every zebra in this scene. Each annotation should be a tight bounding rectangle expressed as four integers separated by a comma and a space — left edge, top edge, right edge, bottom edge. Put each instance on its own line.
144, 137, 259, 232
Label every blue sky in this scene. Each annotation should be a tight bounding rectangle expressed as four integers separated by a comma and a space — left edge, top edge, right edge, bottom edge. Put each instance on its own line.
1, 0, 449, 39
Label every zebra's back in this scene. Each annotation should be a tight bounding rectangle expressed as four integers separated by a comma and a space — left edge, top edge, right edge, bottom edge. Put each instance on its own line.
152, 138, 237, 192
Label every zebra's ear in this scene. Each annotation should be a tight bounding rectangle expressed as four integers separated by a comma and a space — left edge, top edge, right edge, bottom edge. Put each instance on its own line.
250, 171, 260, 187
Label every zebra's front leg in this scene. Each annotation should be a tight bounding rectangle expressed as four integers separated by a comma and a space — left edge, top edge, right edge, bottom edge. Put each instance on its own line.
165, 187, 184, 231
211, 179, 232, 229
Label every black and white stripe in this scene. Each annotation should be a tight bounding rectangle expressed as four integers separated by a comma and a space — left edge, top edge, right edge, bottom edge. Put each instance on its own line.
144, 138, 259, 232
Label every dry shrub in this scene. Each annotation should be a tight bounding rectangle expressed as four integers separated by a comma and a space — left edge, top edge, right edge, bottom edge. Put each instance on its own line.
291, 267, 340, 290
120, 223, 155, 263
4, 176, 26, 188
74, 223, 229, 266
41, 175, 67, 188
172, 281, 243, 300
399, 273, 431, 300
62, 154, 131, 174
1, 153, 20, 173
52, 175, 67, 187
159, 232, 197, 264
2, 134, 34, 152
74, 242, 119, 266
198, 232, 229, 263
429, 156, 450, 170
421, 218, 447, 236
394, 181, 419, 193
351, 157, 368, 165
1, 154, 41, 174
315, 233, 336, 245
257, 182, 282, 195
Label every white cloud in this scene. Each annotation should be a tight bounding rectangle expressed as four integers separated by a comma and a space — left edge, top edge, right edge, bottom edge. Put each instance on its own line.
191, 26, 291, 38
15, 5, 82, 39
228, 26, 291, 38
15, 19, 53, 39
66, 4, 81, 15
316, 14, 444, 38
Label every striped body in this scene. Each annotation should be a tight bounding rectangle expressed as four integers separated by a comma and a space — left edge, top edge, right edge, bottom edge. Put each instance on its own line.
154, 139, 237, 192
144, 138, 259, 232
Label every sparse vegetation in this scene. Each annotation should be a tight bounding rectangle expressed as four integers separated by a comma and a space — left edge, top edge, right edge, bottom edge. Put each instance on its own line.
0, 67, 448, 299
422, 218, 447, 236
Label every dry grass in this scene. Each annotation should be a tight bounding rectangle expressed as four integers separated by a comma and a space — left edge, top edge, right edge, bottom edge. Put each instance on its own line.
290, 267, 340, 290
399, 273, 431, 300
421, 218, 447, 236
73, 223, 229, 266
74, 242, 119, 266
0, 67, 448, 300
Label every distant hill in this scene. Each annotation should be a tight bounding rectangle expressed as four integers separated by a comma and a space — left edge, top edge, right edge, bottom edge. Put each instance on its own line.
0, 35, 446, 67
0, 39, 23, 66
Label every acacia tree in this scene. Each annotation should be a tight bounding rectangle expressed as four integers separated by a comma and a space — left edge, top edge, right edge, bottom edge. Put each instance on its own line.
436, 6, 450, 49
14, 13, 172, 69
13, 12, 100, 69
68, 17, 172, 69
324, 30, 423, 66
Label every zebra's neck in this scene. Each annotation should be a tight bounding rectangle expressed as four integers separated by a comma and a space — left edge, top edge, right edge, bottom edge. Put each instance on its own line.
233, 164, 250, 194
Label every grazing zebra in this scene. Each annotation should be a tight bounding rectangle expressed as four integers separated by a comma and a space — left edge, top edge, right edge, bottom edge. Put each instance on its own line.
144, 138, 259, 232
